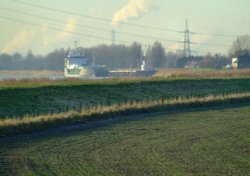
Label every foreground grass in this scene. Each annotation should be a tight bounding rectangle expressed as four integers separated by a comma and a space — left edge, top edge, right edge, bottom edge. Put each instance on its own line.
2, 77, 250, 118
0, 93, 250, 137
0, 105, 249, 175
1, 92, 250, 136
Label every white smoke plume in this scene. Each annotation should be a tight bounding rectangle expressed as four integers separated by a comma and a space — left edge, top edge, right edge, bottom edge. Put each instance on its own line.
2, 30, 36, 54
1, 16, 79, 55
111, 0, 160, 27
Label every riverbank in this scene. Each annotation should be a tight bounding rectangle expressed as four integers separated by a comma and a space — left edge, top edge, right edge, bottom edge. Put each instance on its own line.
1, 77, 250, 119
1, 77, 250, 135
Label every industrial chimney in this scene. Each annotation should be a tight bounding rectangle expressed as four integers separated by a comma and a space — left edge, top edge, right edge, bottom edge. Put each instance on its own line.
111, 29, 116, 45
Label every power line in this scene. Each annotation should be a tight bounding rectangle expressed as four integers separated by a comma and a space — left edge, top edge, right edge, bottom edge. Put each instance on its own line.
2, 15, 224, 55
190, 31, 237, 38
190, 42, 230, 47
176, 41, 230, 47
0, 6, 181, 44
0, 6, 231, 48
0, 15, 184, 53
0, 15, 128, 44
12, 0, 239, 38
12, 0, 184, 34
1, 0, 234, 55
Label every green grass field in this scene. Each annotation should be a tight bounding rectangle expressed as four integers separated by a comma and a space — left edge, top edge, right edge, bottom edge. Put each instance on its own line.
2, 77, 250, 119
0, 105, 250, 176
1, 77, 250, 175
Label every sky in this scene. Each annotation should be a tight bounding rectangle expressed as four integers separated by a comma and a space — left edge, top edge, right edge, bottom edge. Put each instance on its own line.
0, 0, 249, 56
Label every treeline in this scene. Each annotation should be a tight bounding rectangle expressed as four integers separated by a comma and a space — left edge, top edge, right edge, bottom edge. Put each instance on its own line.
0, 41, 232, 71
0, 48, 69, 71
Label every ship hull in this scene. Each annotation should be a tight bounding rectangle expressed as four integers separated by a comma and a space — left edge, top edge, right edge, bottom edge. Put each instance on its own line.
64, 67, 95, 79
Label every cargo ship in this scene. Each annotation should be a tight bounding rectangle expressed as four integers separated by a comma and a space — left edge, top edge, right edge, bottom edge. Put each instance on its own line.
64, 46, 107, 78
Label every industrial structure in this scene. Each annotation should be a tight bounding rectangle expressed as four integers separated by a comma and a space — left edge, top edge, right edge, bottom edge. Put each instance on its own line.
111, 29, 116, 45
183, 19, 191, 58
232, 54, 250, 69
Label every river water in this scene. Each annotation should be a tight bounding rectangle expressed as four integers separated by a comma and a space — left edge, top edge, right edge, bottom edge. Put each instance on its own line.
0, 75, 65, 80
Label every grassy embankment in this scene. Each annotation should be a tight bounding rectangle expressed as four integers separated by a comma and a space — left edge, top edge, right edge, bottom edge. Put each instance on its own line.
1, 92, 250, 136
2, 77, 250, 119
0, 105, 249, 175
1, 77, 250, 136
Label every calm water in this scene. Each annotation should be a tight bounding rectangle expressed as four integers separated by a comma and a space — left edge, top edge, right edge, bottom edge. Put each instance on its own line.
0, 75, 65, 80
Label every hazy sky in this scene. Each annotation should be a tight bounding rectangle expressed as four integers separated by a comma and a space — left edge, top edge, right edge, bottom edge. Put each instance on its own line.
0, 0, 249, 56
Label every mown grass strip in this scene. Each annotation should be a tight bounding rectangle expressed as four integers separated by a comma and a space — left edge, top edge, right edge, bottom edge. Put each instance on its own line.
1, 92, 250, 136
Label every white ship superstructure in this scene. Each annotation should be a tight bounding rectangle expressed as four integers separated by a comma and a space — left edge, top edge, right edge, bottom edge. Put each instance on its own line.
64, 47, 95, 79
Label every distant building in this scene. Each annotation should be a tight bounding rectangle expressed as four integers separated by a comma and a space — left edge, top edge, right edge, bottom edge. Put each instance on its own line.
232, 53, 250, 69
140, 60, 151, 71
238, 54, 250, 69
232, 58, 238, 69
185, 60, 198, 69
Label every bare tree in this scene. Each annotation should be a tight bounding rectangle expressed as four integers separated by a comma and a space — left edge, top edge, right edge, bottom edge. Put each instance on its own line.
147, 41, 166, 68
230, 35, 250, 57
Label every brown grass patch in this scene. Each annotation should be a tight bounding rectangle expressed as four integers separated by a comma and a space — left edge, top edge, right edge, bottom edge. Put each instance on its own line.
154, 69, 250, 78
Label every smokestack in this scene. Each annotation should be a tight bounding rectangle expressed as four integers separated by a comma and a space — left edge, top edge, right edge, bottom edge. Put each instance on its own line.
111, 29, 116, 45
